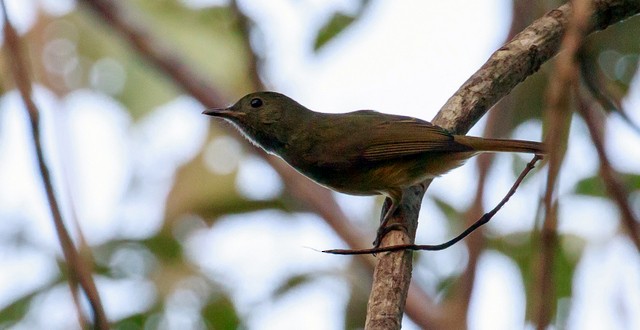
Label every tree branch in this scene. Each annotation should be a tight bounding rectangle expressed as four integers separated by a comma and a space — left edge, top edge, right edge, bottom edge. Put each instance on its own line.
434, 0, 640, 135
576, 89, 640, 250
230, 0, 263, 92
366, 0, 640, 329
1, 2, 108, 329
535, 0, 593, 327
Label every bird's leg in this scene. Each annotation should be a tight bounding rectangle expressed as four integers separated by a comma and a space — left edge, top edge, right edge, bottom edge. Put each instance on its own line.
372, 196, 408, 248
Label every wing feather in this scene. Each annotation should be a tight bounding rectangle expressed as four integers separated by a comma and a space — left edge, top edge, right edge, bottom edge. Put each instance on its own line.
362, 117, 472, 161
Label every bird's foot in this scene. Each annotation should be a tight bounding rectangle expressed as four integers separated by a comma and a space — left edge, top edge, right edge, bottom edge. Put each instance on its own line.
372, 223, 409, 248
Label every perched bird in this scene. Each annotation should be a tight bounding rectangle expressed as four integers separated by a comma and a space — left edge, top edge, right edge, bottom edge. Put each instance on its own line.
203, 92, 544, 247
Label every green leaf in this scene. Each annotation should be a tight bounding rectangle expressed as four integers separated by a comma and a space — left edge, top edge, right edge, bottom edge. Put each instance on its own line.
435, 274, 459, 301
201, 294, 241, 330
575, 173, 640, 197
488, 232, 584, 323
113, 312, 156, 330
343, 261, 371, 330
143, 232, 183, 262
272, 273, 315, 298
432, 196, 462, 224
0, 290, 42, 326
313, 13, 357, 51
575, 175, 607, 197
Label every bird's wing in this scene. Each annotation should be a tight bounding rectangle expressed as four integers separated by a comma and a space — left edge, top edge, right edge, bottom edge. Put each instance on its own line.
361, 115, 473, 162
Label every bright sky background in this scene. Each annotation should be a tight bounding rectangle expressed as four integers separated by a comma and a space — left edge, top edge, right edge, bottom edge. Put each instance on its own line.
1, 0, 640, 329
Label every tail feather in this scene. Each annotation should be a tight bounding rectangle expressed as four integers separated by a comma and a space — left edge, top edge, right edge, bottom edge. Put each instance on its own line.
454, 135, 545, 155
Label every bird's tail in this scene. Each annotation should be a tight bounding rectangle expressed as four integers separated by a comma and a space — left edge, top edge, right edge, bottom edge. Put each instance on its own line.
454, 135, 545, 155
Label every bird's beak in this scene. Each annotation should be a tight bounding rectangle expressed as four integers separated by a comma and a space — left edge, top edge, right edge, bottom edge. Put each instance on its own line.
202, 107, 243, 118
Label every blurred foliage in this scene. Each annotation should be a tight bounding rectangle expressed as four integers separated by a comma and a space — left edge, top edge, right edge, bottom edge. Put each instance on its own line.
575, 172, 640, 197
73, 10, 181, 119
343, 261, 371, 329
272, 273, 316, 298
314, 13, 357, 52
432, 196, 464, 226
1, 0, 640, 329
201, 294, 241, 329
0, 290, 40, 328
489, 233, 583, 322
507, 14, 640, 128
165, 143, 282, 223
112, 305, 164, 330
313, 0, 370, 52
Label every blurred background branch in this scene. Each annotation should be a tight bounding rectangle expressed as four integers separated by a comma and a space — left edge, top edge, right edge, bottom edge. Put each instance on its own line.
370, 0, 640, 328
536, 0, 590, 328
0, 0, 639, 329
1, 1, 108, 329
576, 85, 640, 250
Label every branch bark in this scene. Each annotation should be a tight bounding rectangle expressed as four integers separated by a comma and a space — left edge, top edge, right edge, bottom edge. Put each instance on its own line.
365, 0, 640, 329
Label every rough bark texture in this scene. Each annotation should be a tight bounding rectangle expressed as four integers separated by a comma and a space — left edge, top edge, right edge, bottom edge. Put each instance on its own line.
365, 1, 640, 329
364, 186, 424, 329
435, 0, 640, 135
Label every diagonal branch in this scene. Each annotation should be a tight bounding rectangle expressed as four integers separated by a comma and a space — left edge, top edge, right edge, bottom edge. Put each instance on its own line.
434, 0, 640, 135
0, 2, 108, 329
576, 89, 640, 250
366, 0, 640, 329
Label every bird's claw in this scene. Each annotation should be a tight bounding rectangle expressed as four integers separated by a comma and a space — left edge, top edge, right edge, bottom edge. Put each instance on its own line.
372, 223, 409, 249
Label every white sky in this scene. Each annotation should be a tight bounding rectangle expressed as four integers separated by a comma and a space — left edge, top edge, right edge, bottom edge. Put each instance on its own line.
1, 0, 640, 329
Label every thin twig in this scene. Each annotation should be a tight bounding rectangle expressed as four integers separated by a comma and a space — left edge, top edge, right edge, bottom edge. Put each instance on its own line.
324, 155, 542, 255
576, 89, 640, 250
536, 0, 593, 328
579, 48, 640, 134
230, 0, 263, 91
0, 3, 108, 329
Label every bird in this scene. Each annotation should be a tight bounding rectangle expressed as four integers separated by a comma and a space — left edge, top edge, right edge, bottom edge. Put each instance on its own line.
203, 91, 544, 247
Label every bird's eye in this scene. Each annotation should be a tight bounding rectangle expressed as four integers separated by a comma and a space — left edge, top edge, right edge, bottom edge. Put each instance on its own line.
250, 98, 263, 108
